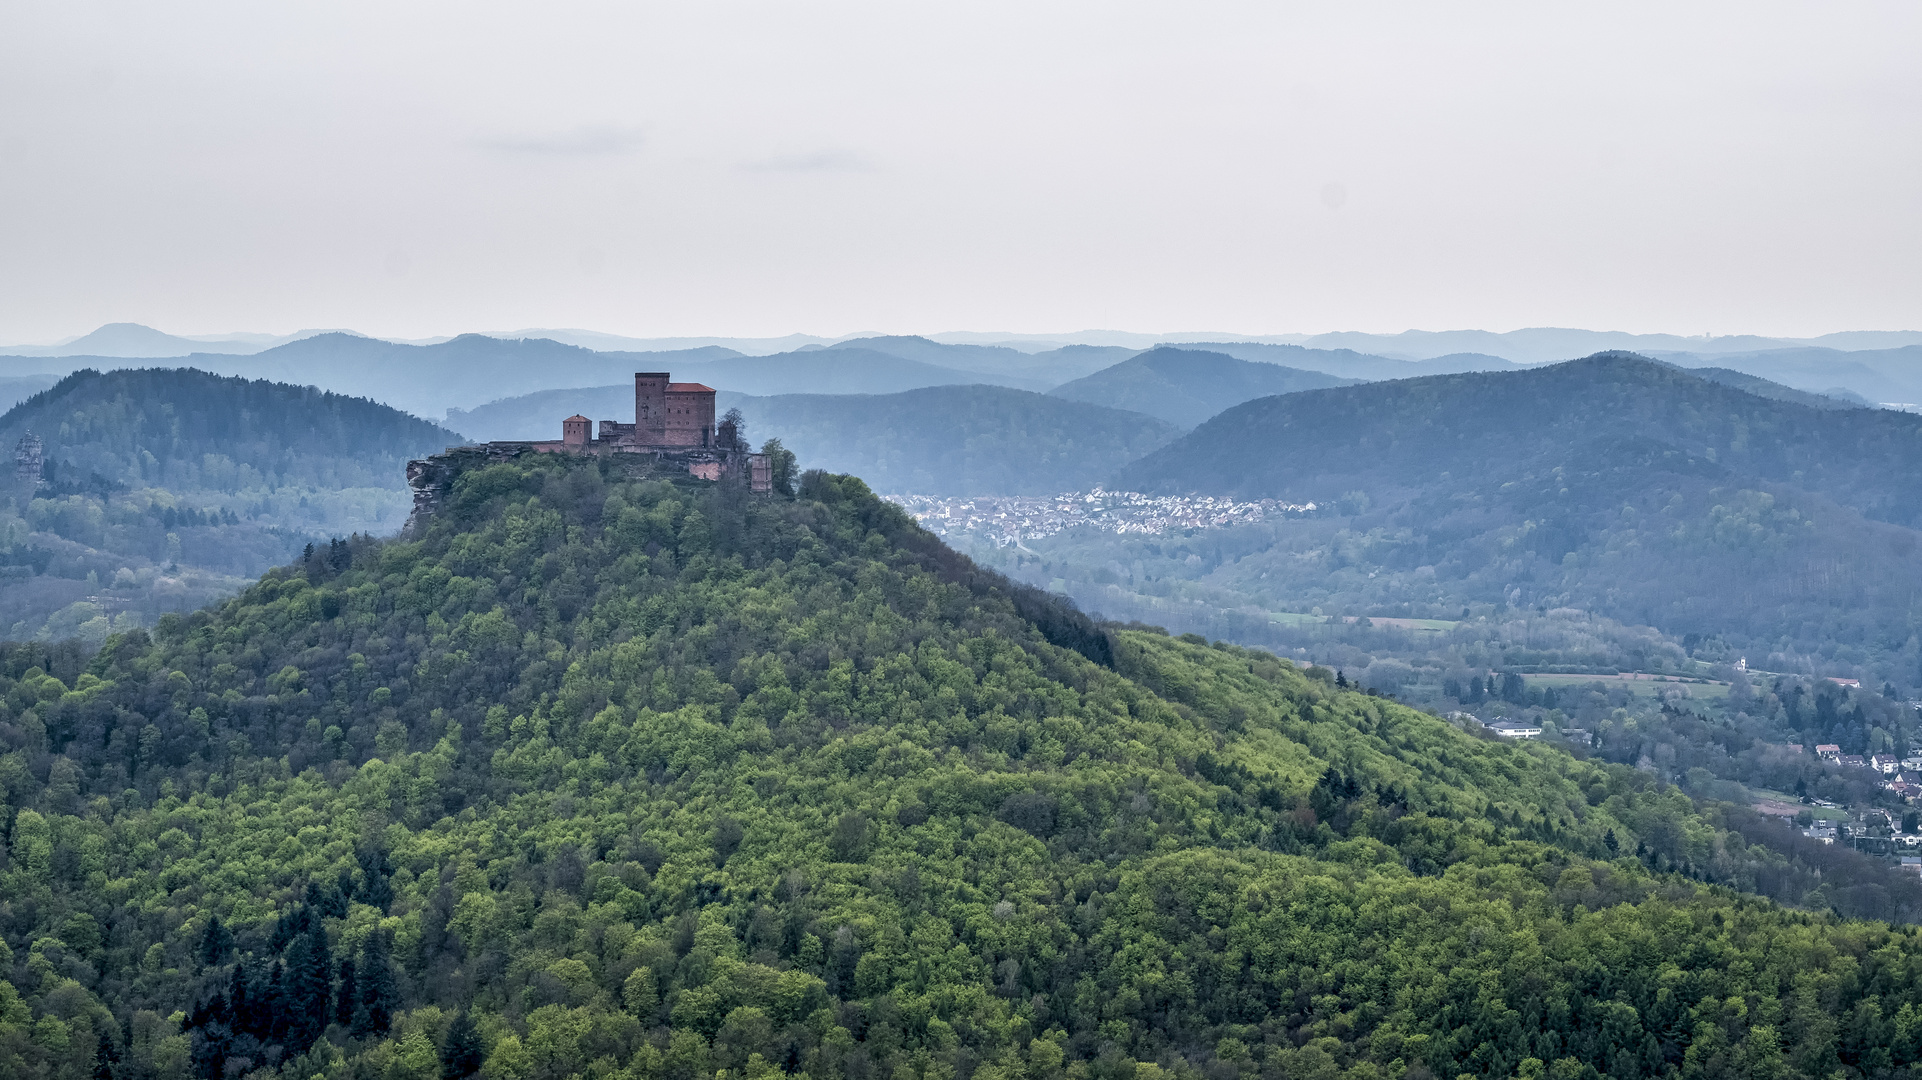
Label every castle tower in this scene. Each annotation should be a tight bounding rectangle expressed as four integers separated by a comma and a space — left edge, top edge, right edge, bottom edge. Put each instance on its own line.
635, 373, 669, 445
562, 414, 591, 451
663, 381, 717, 446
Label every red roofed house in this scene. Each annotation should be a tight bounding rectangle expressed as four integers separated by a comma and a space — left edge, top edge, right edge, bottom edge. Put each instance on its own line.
1816, 744, 1842, 761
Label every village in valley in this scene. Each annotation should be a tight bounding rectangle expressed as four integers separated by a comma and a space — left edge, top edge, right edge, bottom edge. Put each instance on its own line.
884, 488, 1317, 546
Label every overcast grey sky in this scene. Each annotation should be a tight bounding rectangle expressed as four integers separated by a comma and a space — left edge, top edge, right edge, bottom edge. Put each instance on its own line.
1, 1, 1917, 342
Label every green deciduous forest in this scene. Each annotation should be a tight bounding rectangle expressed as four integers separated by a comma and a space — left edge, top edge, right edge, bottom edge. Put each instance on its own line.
2, 455, 1921, 1080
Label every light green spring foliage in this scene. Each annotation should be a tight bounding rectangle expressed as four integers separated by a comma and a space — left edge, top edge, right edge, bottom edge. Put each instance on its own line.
0, 457, 1919, 1080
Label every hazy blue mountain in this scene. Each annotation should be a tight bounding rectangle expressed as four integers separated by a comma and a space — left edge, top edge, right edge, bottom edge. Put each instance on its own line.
825, 335, 1139, 387
1120, 353, 1922, 519
0, 322, 269, 358
826, 335, 1054, 382
1111, 353, 1922, 649
1801, 330, 1922, 350
0, 375, 59, 413
0, 368, 465, 641
480, 328, 842, 354
1176, 341, 1521, 381
1282, 328, 1922, 364
1048, 346, 1358, 427
1293, 328, 1817, 363
724, 384, 1180, 495
1683, 366, 1865, 410
21, 335, 1011, 421
676, 346, 1014, 397
446, 382, 1179, 491
1026, 343, 1142, 381
0, 367, 461, 495
1663, 345, 1922, 407
444, 349, 1070, 438
30, 334, 738, 419
446, 385, 633, 441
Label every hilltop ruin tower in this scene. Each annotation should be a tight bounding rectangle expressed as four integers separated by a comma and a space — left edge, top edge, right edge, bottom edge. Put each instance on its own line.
633, 373, 718, 447
405, 371, 768, 532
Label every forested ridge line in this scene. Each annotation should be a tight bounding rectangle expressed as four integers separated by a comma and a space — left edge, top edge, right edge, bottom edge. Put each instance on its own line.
0, 456, 1919, 1080
0, 367, 460, 493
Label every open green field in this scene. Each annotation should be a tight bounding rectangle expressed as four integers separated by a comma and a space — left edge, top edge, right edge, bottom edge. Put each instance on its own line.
1269, 611, 1460, 632
1523, 671, 1731, 699
1749, 787, 1848, 822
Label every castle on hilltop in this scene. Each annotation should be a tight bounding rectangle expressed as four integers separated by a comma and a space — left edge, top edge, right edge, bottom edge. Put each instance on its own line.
406, 372, 770, 530
543, 372, 724, 454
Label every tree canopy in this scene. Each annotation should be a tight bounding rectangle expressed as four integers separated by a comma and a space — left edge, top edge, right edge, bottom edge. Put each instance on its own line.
0, 455, 1917, 1080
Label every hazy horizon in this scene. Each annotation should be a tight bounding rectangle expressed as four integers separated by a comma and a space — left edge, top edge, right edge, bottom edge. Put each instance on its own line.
4, 1, 1918, 342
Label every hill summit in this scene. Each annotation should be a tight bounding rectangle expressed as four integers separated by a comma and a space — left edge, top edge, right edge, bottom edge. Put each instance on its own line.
0, 452, 1918, 1079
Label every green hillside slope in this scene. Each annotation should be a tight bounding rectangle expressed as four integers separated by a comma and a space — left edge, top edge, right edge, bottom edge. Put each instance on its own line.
1047, 348, 1356, 428
1, 455, 1919, 1080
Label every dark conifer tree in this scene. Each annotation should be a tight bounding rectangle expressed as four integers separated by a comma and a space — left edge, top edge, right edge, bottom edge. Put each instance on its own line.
196, 915, 233, 969
353, 930, 398, 1038
281, 917, 333, 1053
335, 955, 359, 1027
357, 848, 395, 911
92, 1033, 119, 1080
440, 1011, 485, 1080
226, 963, 252, 1039
263, 959, 289, 1043
187, 991, 231, 1080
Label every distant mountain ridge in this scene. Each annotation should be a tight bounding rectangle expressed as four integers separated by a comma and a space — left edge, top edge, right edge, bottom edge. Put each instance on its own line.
0, 367, 461, 494
1113, 352, 1922, 648
0, 368, 468, 640
721, 385, 1182, 495
0, 323, 353, 358
1048, 346, 1358, 427
450, 381, 1181, 495
1660, 345, 1922, 407
12, 324, 1921, 430
1120, 352, 1922, 524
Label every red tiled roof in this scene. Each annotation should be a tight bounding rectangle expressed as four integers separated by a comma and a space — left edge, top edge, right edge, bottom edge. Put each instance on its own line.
564, 414, 590, 422
667, 382, 715, 393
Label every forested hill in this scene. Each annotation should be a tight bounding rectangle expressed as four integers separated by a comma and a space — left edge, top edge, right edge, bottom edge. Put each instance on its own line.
0, 368, 462, 493
1046, 347, 1356, 428
1113, 352, 1922, 647
720, 385, 1181, 494
1118, 352, 1922, 507
3, 453, 1922, 1080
